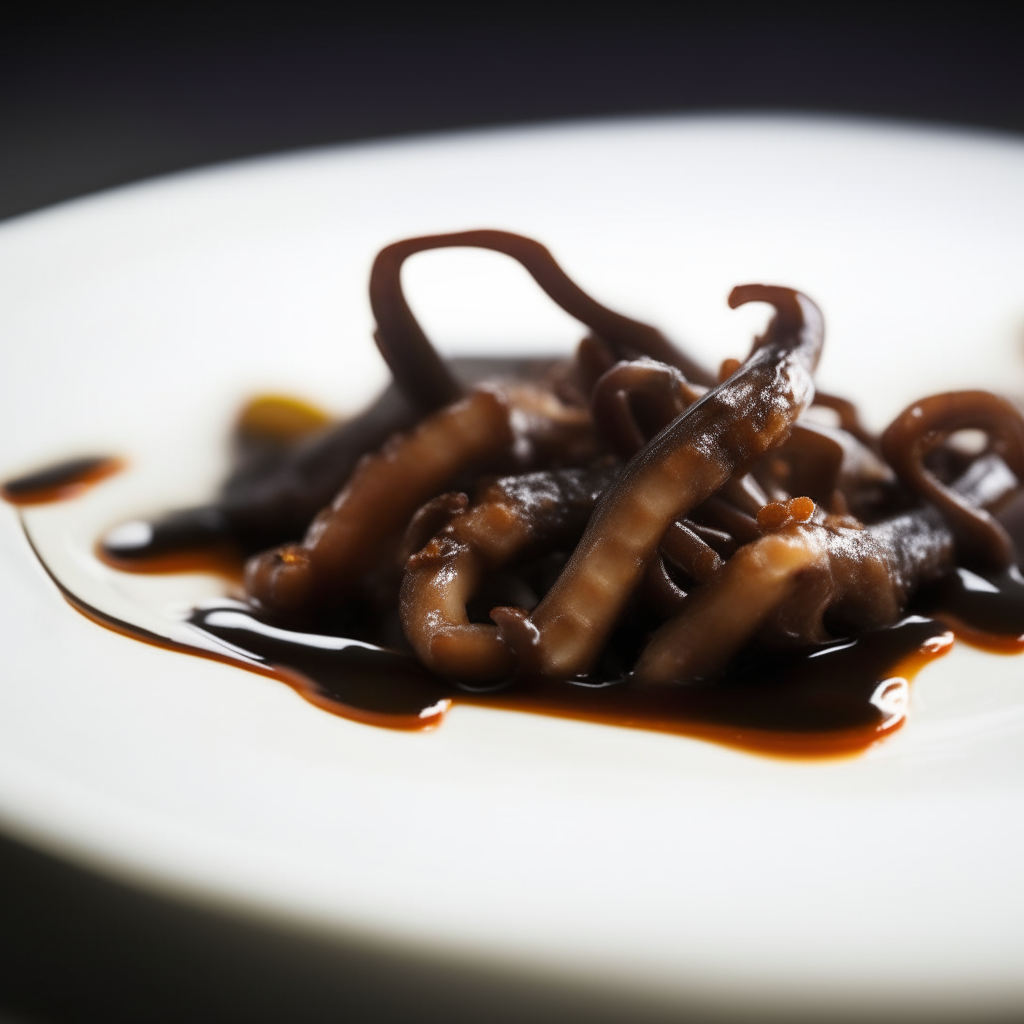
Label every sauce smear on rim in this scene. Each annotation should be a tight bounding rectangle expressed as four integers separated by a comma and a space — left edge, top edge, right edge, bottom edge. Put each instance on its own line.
1, 456, 123, 505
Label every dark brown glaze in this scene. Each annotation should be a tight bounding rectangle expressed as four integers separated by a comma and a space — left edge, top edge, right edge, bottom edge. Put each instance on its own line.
42, 566, 954, 756
930, 565, 1024, 653
188, 603, 452, 728
26, 514, 450, 729
48, 423, 1022, 756
99, 506, 244, 577
43, 576, 450, 731
469, 617, 952, 757
2, 456, 123, 505
188, 606, 952, 756
12, 446, 1015, 759
13, 470, 961, 757
100, 540, 246, 581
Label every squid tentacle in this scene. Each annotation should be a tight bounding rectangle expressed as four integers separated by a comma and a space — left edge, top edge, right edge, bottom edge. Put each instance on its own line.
245, 389, 514, 617
635, 451, 1021, 686
399, 466, 619, 682
880, 391, 1024, 570
491, 285, 825, 679
590, 358, 704, 458
371, 229, 715, 416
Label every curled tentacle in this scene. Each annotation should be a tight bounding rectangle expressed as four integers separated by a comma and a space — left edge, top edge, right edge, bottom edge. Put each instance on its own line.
880, 391, 1024, 569
492, 284, 824, 679
370, 244, 463, 416
633, 509, 942, 686
590, 358, 704, 458
370, 230, 715, 412
812, 391, 879, 451
635, 522, 836, 685
400, 466, 619, 682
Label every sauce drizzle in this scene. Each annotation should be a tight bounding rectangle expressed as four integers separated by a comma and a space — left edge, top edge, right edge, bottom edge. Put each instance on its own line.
932, 565, 1024, 653
1, 456, 123, 505
185, 602, 953, 757
9, 455, 1024, 758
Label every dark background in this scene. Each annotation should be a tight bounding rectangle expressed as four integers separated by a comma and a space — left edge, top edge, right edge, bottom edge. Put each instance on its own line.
3, 3, 1024, 1021
4, 2, 1024, 225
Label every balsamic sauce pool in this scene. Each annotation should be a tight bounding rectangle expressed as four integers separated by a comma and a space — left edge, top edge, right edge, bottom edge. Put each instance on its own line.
7, 454, 1024, 758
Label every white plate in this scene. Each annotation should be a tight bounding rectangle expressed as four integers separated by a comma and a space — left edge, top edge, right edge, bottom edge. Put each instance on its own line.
3, 115, 1024, 1019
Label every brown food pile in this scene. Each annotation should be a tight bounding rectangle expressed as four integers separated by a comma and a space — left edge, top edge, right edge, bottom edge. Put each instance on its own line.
103, 230, 1024, 693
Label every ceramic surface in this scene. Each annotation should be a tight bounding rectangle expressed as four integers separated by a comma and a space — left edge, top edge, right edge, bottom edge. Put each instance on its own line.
3, 116, 1024, 1016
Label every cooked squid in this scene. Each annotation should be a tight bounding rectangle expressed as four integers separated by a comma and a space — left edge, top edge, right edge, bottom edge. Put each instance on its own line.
101, 229, 1024, 704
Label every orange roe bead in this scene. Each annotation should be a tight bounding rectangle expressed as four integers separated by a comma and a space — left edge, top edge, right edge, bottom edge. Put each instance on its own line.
756, 502, 790, 531
788, 496, 816, 522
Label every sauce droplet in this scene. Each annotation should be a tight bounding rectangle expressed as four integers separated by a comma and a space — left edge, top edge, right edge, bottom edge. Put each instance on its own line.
934, 565, 1024, 653
1, 456, 123, 505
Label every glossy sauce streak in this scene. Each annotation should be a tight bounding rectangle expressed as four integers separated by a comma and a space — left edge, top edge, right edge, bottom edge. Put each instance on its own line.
98, 507, 244, 578
14, 456, 1024, 758
99, 544, 246, 581
30, 534, 1024, 757
467, 619, 952, 757
932, 565, 1024, 653
184, 604, 953, 757
1, 456, 123, 505
188, 604, 451, 729
100, 560, 1024, 756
